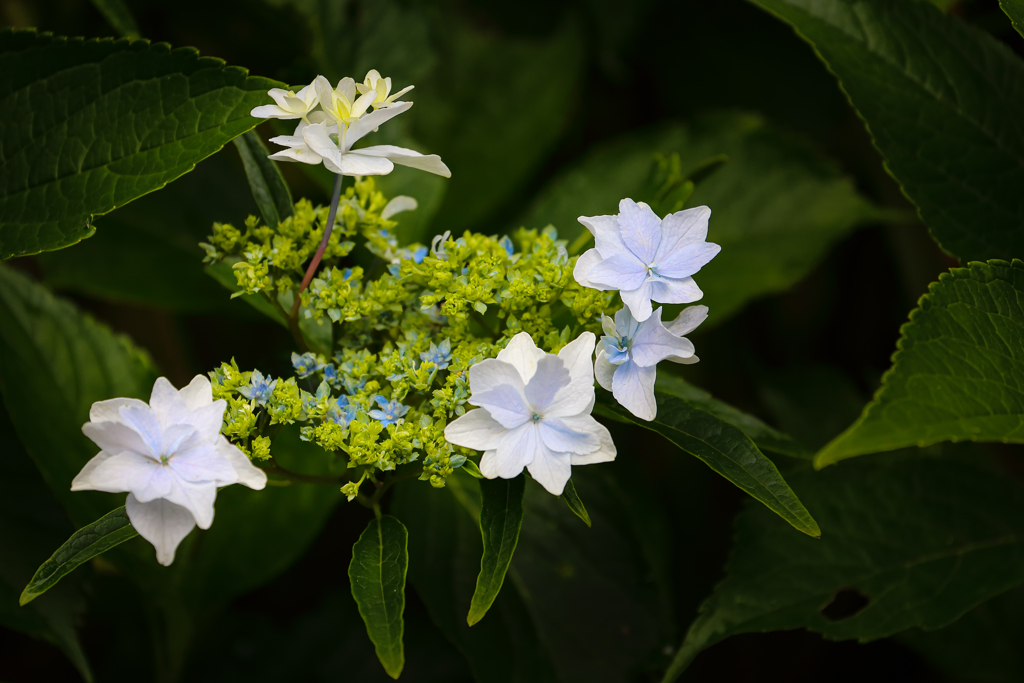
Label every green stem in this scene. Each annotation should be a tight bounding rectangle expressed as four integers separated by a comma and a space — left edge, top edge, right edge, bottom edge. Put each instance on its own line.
567, 229, 593, 256
262, 292, 309, 352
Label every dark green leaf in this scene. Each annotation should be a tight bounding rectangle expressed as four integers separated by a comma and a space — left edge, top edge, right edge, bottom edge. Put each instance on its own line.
349, 514, 408, 679
20, 506, 137, 606
749, 0, 1024, 262
523, 113, 881, 323
394, 476, 558, 683
233, 131, 293, 229
663, 456, 1024, 681
657, 374, 811, 459
1000, 0, 1024, 38
0, 264, 157, 525
559, 479, 591, 527
0, 29, 281, 259
468, 475, 525, 626
816, 260, 1024, 467
90, 0, 140, 38
596, 393, 820, 537
205, 260, 287, 325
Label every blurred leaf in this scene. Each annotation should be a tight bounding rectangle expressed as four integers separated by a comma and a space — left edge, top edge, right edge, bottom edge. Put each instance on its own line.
596, 393, 820, 537
758, 363, 866, 451
0, 264, 157, 525
749, 0, 1024, 262
234, 130, 293, 229
662, 457, 1024, 681
349, 514, 408, 679
20, 506, 136, 606
393, 478, 559, 683
816, 260, 1024, 467
414, 19, 585, 234
0, 29, 281, 259
900, 583, 1024, 682
468, 476, 525, 626
657, 374, 811, 459
559, 479, 591, 527
523, 113, 881, 323
1000, 0, 1024, 38
39, 150, 258, 312
205, 261, 287, 325
90, 0, 140, 38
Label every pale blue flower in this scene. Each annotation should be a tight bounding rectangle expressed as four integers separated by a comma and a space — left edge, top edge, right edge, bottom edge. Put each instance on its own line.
237, 370, 278, 406
499, 235, 514, 257
595, 305, 707, 421
420, 338, 452, 370
327, 395, 358, 428
291, 352, 322, 379
574, 199, 720, 322
369, 395, 409, 427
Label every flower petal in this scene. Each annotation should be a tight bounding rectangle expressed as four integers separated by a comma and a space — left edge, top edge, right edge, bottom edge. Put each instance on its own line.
649, 276, 703, 305
557, 331, 596, 389
612, 360, 658, 421
250, 104, 292, 119
489, 424, 540, 478
89, 397, 148, 423
125, 494, 196, 567
619, 281, 654, 322
469, 384, 531, 430
82, 413, 156, 459
586, 253, 648, 292
594, 350, 616, 392
617, 198, 662, 264
572, 248, 616, 291
269, 146, 323, 165
346, 101, 413, 147
334, 152, 395, 176
538, 415, 600, 454
468, 357, 526, 395
569, 420, 617, 465
496, 332, 547, 384
216, 437, 268, 490
186, 400, 227, 441
178, 375, 214, 411
666, 305, 708, 336
70, 451, 113, 491
302, 122, 343, 164
168, 440, 238, 487
381, 195, 418, 220
525, 441, 572, 496
524, 356, 572, 413
117, 405, 164, 457
444, 409, 507, 451
577, 214, 627, 257
654, 205, 711, 261
162, 479, 218, 530
630, 308, 696, 367
655, 241, 721, 280
90, 451, 174, 500
150, 377, 189, 427
352, 145, 451, 177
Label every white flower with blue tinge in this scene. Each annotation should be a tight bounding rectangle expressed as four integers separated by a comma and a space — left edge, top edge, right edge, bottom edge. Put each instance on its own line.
444, 332, 615, 495
574, 199, 720, 322
595, 305, 708, 421
71, 376, 267, 566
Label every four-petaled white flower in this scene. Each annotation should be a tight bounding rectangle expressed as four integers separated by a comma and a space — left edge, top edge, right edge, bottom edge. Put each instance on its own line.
250, 84, 320, 120
72, 376, 267, 566
357, 69, 414, 109
574, 199, 720, 322
444, 332, 615, 495
595, 305, 707, 420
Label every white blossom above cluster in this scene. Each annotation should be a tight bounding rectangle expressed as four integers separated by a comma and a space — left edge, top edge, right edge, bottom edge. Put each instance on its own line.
444, 332, 616, 494
72, 376, 267, 565
251, 71, 450, 179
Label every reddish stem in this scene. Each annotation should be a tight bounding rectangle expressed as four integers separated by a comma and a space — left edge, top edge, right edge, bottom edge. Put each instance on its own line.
291, 173, 344, 318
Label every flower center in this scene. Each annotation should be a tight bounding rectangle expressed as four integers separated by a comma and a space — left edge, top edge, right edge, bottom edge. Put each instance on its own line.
531, 412, 541, 422
159, 455, 170, 465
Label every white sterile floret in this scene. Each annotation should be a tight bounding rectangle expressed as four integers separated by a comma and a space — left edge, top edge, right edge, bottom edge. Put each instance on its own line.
71, 375, 267, 566
595, 305, 708, 421
444, 332, 616, 495
357, 69, 414, 109
574, 199, 721, 322
250, 84, 320, 120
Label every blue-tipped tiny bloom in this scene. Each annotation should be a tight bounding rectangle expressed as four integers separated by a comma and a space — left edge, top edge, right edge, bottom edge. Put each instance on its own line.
238, 370, 278, 406
499, 235, 514, 257
412, 246, 429, 263
368, 395, 410, 427
327, 395, 358, 428
420, 338, 452, 370
322, 364, 341, 388
291, 352, 322, 379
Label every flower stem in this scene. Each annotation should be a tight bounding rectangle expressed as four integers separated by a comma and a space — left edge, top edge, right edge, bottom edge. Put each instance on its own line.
262, 291, 309, 352
567, 229, 593, 256
291, 173, 345, 318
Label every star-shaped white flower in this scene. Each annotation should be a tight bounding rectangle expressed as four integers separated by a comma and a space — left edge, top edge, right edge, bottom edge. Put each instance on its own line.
314, 75, 378, 126
250, 84, 320, 120
357, 69, 414, 109
574, 199, 721, 322
444, 332, 615, 495
71, 375, 267, 566
595, 305, 707, 421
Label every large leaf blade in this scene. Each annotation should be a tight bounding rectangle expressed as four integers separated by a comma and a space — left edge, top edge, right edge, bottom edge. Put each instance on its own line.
468, 475, 525, 626
663, 456, 1024, 681
19, 506, 137, 606
748, 0, 1024, 262
233, 130, 293, 229
349, 514, 408, 679
597, 393, 819, 537
0, 29, 281, 258
816, 259, 1024, 467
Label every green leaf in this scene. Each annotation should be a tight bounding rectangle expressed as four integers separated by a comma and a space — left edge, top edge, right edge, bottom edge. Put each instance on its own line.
19, 506, 137, 606
468, 475, 525, 626
559, 479, 591, 527
0, 264, 157, 525
90, 0, 140, 38
657, 374, 811, 459
233, 131, 293, 229
596, 393, 820, 538
205, 260, 287, 325
816, 260, 1024, 468
392, 478, 558, 683
748, 0, 1024, 262
0, 29, 281, 259
1000, 0, 1024, 38
662, 456, 1024, 681
349, 514, 408, 680
523, 112, 881, 323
